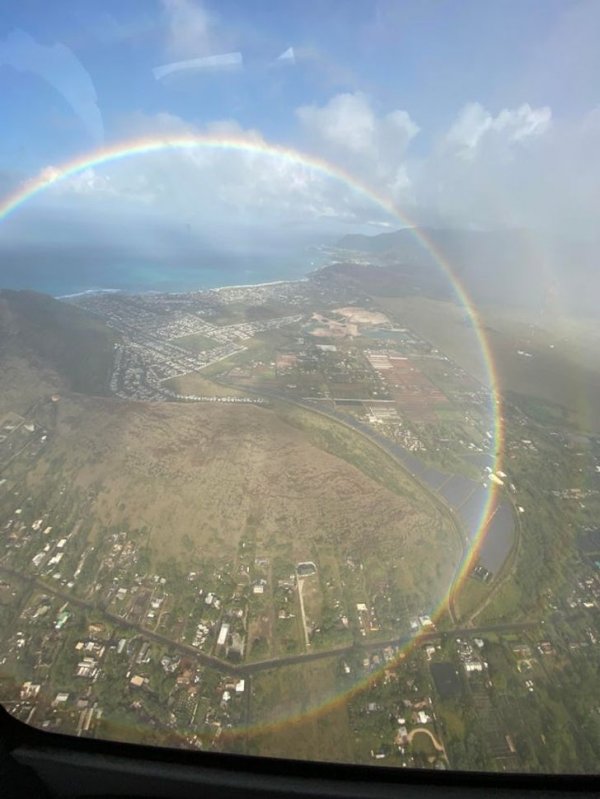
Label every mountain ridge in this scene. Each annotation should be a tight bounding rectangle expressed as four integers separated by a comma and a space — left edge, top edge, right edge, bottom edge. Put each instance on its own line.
334, 227, 599, 314
0, 289, 117, 399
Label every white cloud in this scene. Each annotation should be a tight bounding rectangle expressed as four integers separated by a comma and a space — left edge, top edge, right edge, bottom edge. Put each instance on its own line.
18, 111, 392, 258
161, 0, 221, 59
494, 104, 552, 141
297, 92, 377, 154
10, 96, 600, 250
444, 103, 492, 152
298, 92, 419, 156
297, 92, 419, 199
445, 102, 551, 157
409, 101, 600, 235
291, 93, 597, 237
293, 92, 571, 234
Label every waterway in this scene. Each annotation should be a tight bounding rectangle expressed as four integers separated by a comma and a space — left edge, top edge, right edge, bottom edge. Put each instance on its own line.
299, 398, 515, 576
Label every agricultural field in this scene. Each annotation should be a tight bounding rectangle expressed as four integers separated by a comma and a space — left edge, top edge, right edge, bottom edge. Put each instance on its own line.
375, 295, 600, 434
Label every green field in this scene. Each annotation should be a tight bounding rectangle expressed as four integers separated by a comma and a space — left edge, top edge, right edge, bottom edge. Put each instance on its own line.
164, 373, 246, 397
246, 658, 356, 762
172, 332, 220, 353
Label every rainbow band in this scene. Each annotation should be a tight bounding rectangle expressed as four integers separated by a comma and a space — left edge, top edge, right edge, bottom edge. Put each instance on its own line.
0, 134, 504, 733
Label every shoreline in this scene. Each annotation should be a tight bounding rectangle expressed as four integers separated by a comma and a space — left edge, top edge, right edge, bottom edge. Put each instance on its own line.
210, 278, 308, 292
57, 276, 311, 301
57, 288, 122, 300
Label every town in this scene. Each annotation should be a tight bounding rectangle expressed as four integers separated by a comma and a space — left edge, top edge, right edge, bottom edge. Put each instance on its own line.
0, 273, 598, 771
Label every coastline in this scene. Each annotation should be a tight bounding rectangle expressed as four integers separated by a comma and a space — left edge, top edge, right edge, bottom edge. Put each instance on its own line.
57, 288, 122, 300
58, 276, 311, 300
210, 278, 308, 292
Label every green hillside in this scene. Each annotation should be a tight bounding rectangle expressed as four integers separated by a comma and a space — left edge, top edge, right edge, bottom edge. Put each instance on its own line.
0, 289, 117, 396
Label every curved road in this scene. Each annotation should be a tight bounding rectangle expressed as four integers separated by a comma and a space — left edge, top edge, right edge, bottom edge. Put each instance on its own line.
408, 727, 446, 755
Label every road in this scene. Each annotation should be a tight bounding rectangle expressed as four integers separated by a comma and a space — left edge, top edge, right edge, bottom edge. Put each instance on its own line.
0, 566, 233, 675
296, 577, 311, 650
0, 382, 522, 686
0, 376, 520, 679
0, 565, 538, 678
236, 620, 539, 675
407, 727, 446, 755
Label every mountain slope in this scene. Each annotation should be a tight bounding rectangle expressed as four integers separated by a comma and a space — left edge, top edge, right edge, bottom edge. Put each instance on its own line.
336, 227, 599, 313
0, 289, 117, 400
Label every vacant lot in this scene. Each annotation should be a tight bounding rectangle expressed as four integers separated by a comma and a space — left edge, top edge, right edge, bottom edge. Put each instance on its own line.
246, 658, 356, 763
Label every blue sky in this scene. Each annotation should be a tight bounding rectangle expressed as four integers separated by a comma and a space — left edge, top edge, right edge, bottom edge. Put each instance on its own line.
0, 0, 589, 157
0, 0, 599, 253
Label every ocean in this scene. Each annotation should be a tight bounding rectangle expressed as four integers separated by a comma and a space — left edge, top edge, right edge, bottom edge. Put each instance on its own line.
0, 249, 327, 298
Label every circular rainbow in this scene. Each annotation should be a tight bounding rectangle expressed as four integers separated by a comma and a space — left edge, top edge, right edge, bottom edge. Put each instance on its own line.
0, 134, 505, 736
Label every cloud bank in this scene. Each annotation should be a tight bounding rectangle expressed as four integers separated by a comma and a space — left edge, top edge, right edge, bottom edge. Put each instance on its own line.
2, 90, 600, 255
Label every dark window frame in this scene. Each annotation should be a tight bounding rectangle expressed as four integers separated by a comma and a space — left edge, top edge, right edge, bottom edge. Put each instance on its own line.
1, 704, 598, 798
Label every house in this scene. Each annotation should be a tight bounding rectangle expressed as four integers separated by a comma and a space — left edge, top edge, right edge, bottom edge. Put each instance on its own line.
76, 658, 98, 679
228, 632, 245, 660
55, 610, 70, 630
20, 682, 41, 700
217, 624, 229, 647
395, 726, 409, 745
